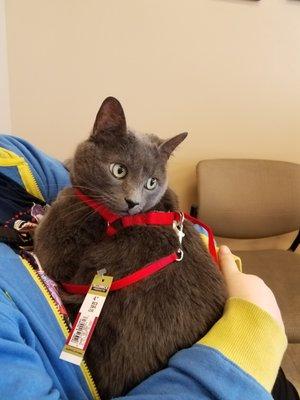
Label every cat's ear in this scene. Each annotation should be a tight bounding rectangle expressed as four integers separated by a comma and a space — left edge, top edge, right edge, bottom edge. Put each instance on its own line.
91, 97, 127, 140
159, 132, 188, 159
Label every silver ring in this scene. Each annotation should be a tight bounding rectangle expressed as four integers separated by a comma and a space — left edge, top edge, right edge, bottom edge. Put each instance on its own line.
176, 249, 184, 262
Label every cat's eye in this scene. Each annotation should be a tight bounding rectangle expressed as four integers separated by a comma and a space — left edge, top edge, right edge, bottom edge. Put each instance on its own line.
110, 163, 127, 179
145, 177, 157, 190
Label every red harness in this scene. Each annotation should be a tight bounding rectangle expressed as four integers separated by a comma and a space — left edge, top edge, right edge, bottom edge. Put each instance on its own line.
61, 189, 218, 295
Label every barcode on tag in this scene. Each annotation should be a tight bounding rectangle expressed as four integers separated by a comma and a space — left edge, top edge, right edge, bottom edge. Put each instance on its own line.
60, 274, 113, 365
69, 315, 90, 349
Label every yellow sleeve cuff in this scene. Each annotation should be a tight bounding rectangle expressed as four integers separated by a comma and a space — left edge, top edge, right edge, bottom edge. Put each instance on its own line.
198, 297, 288, 392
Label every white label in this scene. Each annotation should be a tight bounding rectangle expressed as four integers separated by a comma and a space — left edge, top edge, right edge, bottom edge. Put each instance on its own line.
60, 274, 113, 365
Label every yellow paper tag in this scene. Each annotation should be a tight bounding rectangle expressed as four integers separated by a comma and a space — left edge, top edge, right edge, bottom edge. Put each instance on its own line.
60, 274, 113, 365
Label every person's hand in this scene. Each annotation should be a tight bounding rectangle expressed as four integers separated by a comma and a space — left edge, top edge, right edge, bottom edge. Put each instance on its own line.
218, 245, 285, 330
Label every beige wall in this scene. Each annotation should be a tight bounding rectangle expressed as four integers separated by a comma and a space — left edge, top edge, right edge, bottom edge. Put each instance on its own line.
5, 0, 300, 211
0, 0, 11, 132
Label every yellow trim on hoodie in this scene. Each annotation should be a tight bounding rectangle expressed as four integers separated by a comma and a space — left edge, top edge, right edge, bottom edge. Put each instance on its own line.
0, 147, 44, 201
199, 297, 287, 392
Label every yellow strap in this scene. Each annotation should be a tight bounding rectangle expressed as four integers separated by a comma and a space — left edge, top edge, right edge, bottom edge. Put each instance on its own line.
199, 233, 242, 271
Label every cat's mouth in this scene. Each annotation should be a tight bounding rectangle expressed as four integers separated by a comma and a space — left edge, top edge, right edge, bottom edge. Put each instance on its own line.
116, 206, 142, 216
127, 207, 141, 216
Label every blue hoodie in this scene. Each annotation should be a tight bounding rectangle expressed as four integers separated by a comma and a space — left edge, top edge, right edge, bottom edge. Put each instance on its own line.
0, 134, 285, 400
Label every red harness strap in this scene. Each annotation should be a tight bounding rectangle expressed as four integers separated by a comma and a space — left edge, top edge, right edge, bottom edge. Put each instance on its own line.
62, 189, 218, 296
75, 188, 182, 235
75, 189, 119, 235
61, 252, 178, 295
122, 212, 180, 229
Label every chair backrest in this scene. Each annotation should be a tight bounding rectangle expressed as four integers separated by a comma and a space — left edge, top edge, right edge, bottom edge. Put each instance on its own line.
196, 159, 300, 239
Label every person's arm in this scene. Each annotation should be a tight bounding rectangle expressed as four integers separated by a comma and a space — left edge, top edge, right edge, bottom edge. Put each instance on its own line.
200, 246, 286, 392
0, 291, 279, 400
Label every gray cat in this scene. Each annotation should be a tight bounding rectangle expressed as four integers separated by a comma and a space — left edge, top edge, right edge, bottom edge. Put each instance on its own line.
34, 97, 226, 400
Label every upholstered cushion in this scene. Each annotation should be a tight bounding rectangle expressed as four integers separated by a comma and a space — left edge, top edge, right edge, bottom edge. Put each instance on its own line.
235, 249, 300, 342
197, 159, 300, 238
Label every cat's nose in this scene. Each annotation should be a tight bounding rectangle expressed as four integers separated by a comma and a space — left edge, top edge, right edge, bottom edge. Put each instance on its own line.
125, 198, 139, 209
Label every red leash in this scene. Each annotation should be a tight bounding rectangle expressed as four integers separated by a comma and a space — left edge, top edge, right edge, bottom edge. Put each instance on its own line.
183, 213, 218, 264
61, 189, 218, 295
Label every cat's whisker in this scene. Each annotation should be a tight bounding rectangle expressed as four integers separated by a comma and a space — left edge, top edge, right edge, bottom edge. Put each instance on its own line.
75, 209, 98, 231
36, 184, 100, 195
59, 204, 91, 219
73, 184, 99, 191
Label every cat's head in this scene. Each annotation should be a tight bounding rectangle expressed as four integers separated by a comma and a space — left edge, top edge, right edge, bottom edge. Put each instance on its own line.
71, 97, 187, 215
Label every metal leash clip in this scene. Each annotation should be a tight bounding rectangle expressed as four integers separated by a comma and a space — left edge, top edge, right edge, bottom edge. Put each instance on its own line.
173, 212, 185, 262
173, 212, 185, 245
97, 268, 107, 276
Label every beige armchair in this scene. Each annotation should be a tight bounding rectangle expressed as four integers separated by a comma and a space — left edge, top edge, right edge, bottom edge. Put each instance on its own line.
196, 159, 300, 392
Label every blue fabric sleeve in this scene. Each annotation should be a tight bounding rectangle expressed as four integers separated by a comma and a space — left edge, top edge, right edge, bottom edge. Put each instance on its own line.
118, 345, 272, 400
0, 290, 62, 400
0, 134, 70, 203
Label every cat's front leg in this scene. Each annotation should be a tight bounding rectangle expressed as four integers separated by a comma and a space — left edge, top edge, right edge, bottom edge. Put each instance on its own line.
73, 239, 122, 281
34, 189, 86, 281
59, 289, 84, 304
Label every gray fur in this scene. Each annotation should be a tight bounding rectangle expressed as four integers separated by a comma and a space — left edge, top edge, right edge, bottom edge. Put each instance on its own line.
34, 97, 226, 400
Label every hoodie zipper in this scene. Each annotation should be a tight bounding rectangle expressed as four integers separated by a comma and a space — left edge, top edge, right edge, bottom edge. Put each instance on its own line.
0, 146, 99, 398
20, 257, 101, 400
0, 147, 44, 201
